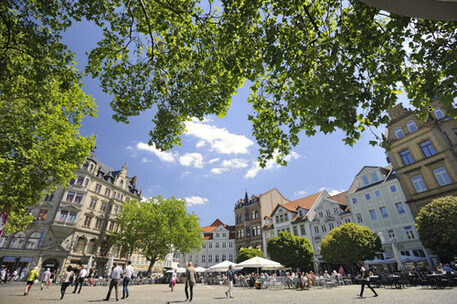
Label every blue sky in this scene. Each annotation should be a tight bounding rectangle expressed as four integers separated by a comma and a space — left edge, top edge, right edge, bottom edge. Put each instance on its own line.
63, 21, 394, 227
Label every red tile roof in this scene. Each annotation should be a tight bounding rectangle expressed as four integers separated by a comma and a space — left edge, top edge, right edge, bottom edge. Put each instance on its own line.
327, 191, 348, 205
201, 218, 234, 233
283, 191, 322, 211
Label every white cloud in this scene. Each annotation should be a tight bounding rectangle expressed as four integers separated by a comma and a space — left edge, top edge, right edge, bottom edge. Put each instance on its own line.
245, 151, 300, 179
184, 196, 208, 207
211, 167, 229, 175
179, 153, 204, 168
221, 158, 249, 169
141, 157, 151, 163
319, 187, 345, 196
185, 120, 254, 154
208, 158, 220, 164
136, 142, 177, 163
294, 190, 308, 197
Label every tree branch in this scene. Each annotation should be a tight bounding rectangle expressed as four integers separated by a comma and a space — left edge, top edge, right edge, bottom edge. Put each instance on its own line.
138, 0, 155, 62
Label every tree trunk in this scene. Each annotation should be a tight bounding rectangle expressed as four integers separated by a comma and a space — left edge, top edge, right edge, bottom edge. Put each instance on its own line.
147, 256, 157, 275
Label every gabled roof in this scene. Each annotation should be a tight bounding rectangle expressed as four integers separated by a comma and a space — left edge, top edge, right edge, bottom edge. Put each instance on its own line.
270, 191, 322, 217
327, 191, 348, 205
201, 218, 233, 233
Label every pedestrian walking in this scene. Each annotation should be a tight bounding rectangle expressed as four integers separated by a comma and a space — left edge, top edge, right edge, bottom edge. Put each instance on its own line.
184, 262, 196, 302
170, 269, 177, 292
24, 267, 39, 296
60, 266, 74, 300
121, 261, 134, 299
104, 263, 123, 301
72, 266, 88, 294
356, 261, 378, 298
40, 268, 52, 290
0, 266, 7, 284
225, 265, 235, 299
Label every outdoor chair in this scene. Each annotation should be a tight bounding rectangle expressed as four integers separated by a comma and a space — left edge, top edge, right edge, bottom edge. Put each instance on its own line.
343, 274, 352, 285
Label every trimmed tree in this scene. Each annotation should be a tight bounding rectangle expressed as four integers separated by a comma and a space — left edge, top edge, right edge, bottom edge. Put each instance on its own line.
236, 248, 264, 263
267, 231, 314, 271
416, 196, 457, 262
320, 223, 382, 266
112, 196, 203, 273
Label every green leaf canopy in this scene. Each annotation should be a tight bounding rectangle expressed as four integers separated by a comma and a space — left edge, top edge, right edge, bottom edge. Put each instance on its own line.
236, 247, 264, 263
267, 231, 314, 271
320, 223, 382, 265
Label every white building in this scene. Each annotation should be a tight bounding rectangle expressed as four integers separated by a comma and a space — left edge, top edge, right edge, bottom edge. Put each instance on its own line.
178, 219, 235, 268
347, 165, 432, 270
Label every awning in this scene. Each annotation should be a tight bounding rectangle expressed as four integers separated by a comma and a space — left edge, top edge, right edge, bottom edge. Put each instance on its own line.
2, 256, 16, 262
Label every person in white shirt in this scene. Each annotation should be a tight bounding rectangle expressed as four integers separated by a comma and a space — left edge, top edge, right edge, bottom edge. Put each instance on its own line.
356, 261, 378, 298
122, 261, 134, 299
104, 263, 123, 301
73, 266, 88, 294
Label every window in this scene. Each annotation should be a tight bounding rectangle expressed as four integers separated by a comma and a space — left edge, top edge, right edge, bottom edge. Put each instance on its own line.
208, 242, 212, 248
395, 202, 406, 214
222, 254, 226, 261
284, 214, 289, 221
411, 175, 427, 192
320, 225, 327, 233
222, 233, 226, 238
84, 178, 89, 187
314, 226, 319, 234
215, 254, 219, 263
404, 226, 415, 240
300, 224, 306, 235
74, 193, 83, 204
388, 230, 396, 242
25, 232, 41, 249
95, 183, 102, 193
215, 233, 220, 238
70, 178, 75, 185
390, 185, 397, 193
352, 197, 357, 204
246, 227, 250, 237
104, 188, 111, 197
293, 226, 298, 235
89, 198, 97, 209
407, 120, 418, 133
229, 254, 234, 262
325, 209, 331, 216
400, 149, 414, 166
379, 207, 389, 218
328, 222, 334, 230
44, 192, 55, 201
222, 242, 226, 248
245, 211, 249, 221
95, 218, 103, 229
100, 202, 107, 212
356, 213, 363, 223
108, 221, 115, 231
434, 107, 444, 120
113, 205, 119, 215
37, 209, 48, 220
318, 211, 323, 218
362, 176, 369, 185
369, 209, 377, 220
208, 255, 213, 263
365, 193, 371, 200
201, 255, 206, 263
371, 173, 379, 182
229, 242, 233, 248
215, 242, 219, 248
84, 216, 92, 227
66, 192, 75, 202
333, 207, 339, 214
345, 218, 351, 223
420, 140, 436, 158
68, 211, 77, 223
202, 243, 206, 248
374, 190, 381, 198
58, 211, 68, 222
394, 127, 404, 139
75, 237, 86, 253
77, 176, 85, 186
433, 167, 452, 186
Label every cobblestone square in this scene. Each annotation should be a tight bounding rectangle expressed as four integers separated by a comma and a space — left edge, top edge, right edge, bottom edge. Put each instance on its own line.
1, 283, 456, 304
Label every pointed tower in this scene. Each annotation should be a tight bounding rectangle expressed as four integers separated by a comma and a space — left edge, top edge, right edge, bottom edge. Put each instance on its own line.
244, 190, 249, 204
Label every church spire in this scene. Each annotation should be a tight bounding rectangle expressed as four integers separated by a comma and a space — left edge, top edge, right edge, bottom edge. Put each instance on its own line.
244, 190, 249, 204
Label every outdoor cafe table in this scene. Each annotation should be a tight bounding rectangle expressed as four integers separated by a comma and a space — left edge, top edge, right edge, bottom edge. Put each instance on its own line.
387, 274, 403, 289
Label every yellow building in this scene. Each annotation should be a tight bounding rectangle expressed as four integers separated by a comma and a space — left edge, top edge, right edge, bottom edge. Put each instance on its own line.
385, 103, 457, 218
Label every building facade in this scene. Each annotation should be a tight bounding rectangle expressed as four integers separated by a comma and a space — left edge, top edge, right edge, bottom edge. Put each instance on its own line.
385, 103, 457, 218
346, 165, 432, 269
0, 154, 142, 279
178, 219, 235, 268
234, 188, 289, 253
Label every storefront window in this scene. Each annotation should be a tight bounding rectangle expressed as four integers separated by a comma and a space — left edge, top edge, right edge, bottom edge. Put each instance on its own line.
9, 232, 25, 249
25, 232, 41, 249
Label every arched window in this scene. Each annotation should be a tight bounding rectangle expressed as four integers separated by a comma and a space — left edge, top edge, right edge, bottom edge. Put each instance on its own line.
87, 239, 97, 255
9, 232, 26, 249
0, 233, 10, 248
74, 236, 87, 253
25, 232, 41, 249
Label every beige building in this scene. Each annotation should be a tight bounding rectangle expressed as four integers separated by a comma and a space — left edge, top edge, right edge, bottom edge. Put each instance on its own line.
0, 154, 142, 278
385, 103, 457, 218
234, 188, 289, 253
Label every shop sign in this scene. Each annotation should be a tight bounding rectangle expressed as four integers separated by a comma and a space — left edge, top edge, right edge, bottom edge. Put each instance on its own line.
2, 256, 16, 262
19, 257, 33, 262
